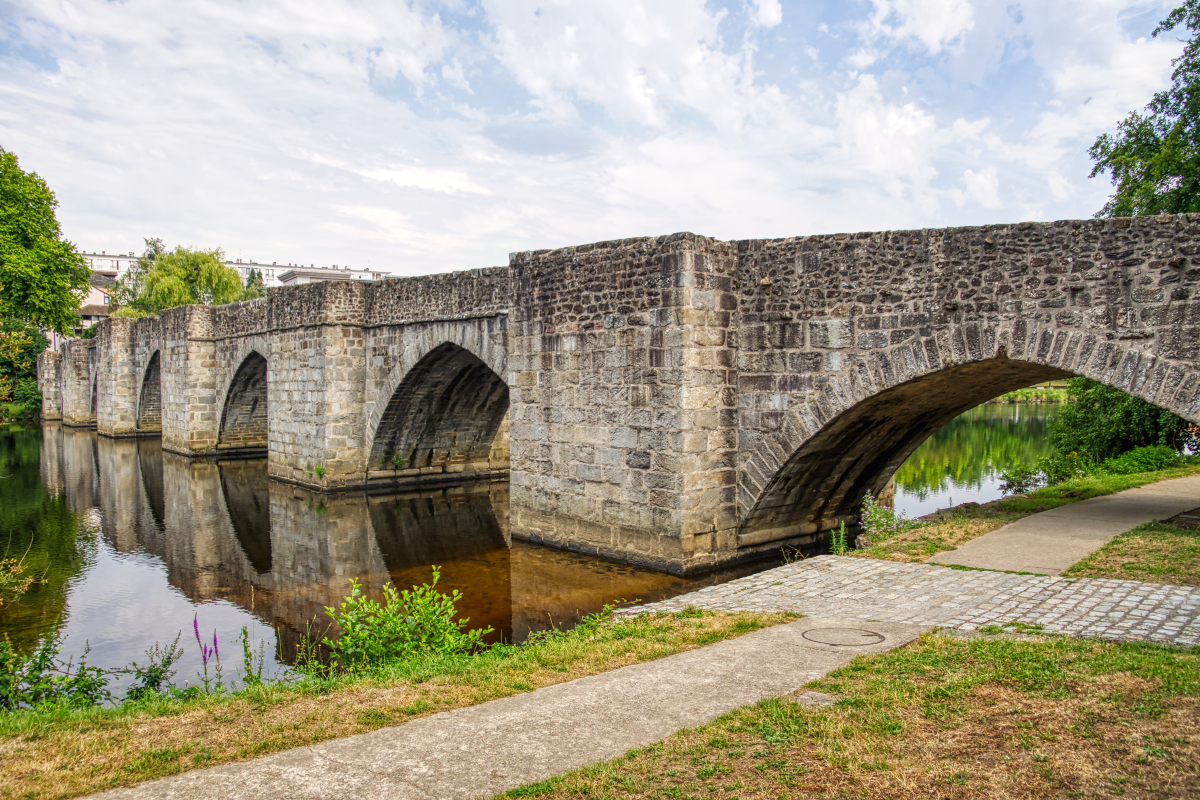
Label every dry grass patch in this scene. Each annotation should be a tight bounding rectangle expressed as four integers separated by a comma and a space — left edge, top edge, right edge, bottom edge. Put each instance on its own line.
0, 609, 794, 800
507, 632, 1200, 800
1065, 520, 1200, 587
852, 464, 1200, 565
852, 517, 1004, 562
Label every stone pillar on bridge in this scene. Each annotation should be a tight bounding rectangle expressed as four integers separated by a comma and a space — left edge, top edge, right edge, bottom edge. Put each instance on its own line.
252, 281, 369, 489
160, 305, 221, 455
507, 234, 740, 574
36, 350, 62, 420
95, 317, 141, 438
59, 339, 95, 428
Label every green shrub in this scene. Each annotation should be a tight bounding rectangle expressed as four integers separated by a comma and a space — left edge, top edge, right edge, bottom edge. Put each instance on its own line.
0, 635, 111, 710
999, 463, 1042, 494
858, 491, 922, 543
1038, 451, 1094, 484
320, 568, 493, 673
1002, 445, 1197, 494
1098, 445, 1187, 475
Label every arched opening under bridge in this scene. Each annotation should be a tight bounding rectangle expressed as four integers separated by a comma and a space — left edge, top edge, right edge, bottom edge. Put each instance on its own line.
740, 357, 1080, 545
218, 352, 268, 452
369, 342, 509, 480
137, 352, 162, 433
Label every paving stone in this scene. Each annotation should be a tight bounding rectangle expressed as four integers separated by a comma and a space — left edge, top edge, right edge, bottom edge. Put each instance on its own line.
620, 556, 1200, 646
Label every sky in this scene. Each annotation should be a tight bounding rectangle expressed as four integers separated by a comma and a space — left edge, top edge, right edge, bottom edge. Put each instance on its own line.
0, 0, 1187, 276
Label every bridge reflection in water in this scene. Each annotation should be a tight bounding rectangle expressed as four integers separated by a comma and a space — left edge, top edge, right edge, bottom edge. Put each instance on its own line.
37, 424, 757, 675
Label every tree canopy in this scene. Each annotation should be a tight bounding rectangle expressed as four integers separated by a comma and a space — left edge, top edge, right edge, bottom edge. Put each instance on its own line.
0, 147, 88, 335
113, 240, 253, 316
1048, 378, 1199, 463
1089, 1, 1200, 216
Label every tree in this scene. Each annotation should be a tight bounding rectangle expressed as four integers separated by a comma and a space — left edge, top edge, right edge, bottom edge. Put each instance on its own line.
1079, 2, 1200, 460
112, 242, 245, 316
1089, 1, 1200, 215
111, 237, 163, 314
1048, 378, 1199, 464
0, 147, 89, 335
241, 268, 266, 300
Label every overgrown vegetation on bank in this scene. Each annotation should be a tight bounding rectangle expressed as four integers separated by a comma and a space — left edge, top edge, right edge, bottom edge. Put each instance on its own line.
507, 631, 1200, 800
987, 385, 1069, 404
998, 378, 1199, 494
0, 562, 792, 799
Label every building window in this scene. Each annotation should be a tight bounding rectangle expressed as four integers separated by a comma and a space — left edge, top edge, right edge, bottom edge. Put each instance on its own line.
102, 296, 109, 305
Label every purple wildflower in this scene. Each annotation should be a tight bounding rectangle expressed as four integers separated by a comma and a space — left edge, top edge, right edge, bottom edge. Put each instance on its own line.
194, 613, 218, 667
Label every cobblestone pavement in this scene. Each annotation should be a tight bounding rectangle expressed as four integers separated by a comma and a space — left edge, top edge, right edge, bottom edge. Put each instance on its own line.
623, 556, 1200, 646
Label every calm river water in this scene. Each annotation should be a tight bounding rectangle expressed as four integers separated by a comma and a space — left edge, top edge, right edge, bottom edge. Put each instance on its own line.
0, 403, 1059, 691
893, 403, 1060, 518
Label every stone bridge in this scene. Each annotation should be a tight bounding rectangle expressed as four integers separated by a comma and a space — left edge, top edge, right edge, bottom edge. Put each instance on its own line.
38, 216, 1200, 574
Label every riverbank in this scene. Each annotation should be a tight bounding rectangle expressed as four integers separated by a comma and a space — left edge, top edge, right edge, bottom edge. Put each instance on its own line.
0, 609, 792, 800
855, 463, 1200, 574
507, 631, 1200, 799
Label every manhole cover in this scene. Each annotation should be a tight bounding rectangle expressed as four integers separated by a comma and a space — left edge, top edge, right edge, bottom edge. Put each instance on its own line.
801, 628, 885, 646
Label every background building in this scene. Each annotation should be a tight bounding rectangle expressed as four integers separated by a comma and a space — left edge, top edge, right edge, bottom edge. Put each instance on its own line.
228, 259, 388, 286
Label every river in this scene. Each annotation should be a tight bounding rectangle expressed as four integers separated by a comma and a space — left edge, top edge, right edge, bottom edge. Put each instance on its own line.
0, 402, 1059, 692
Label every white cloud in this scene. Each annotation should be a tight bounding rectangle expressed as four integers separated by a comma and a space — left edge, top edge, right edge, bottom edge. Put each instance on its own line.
860, 0, 975, 56
959, 167, 1002, 208
0, 0, 1186, 275
750, 0, 783, 28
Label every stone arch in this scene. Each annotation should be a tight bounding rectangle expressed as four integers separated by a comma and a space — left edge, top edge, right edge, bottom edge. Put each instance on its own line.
367, 341, 509, 475
136, 351, 162, 432
218, 351, 269, 451
738, 320, 1200, 547
365, 321, 507, 458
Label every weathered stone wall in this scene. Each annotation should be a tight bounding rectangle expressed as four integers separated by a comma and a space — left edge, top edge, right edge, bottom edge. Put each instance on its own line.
94, 317, 140, 437
506, 234, 738, 573
157, 305, 220, 454
133, 316, 164, 433
217, 352, 268, 449
136, 352, 162, 432
363, 316, 509, 486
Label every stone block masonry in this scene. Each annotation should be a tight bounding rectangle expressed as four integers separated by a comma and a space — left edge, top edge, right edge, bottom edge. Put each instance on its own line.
42, 215, 1200, 574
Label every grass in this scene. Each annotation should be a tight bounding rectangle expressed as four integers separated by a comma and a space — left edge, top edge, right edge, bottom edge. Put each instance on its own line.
0, 609, 794, 800
1064, 520, 1200, 587
505, 631, 1200, 799
853, 464, 1200, 564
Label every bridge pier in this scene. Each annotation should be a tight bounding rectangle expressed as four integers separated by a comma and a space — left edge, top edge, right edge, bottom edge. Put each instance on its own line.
36, 351, 62, 420
94, 317, 144, 437
58, 339, 95, 428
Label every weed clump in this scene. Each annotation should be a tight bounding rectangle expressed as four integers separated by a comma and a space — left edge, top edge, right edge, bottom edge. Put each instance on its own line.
317, 567, 492, 674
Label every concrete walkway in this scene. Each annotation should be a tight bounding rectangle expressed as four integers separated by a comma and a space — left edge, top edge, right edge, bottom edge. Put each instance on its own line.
92, 618, 929, 800
928, 473, 1200, 573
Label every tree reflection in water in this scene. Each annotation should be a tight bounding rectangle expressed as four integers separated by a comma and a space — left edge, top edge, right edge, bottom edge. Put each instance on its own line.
894, 403, 1060, 515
